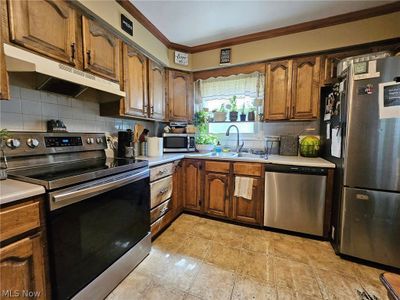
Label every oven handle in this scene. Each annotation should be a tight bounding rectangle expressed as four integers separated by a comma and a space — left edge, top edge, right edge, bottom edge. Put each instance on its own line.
49, 169, 149, 211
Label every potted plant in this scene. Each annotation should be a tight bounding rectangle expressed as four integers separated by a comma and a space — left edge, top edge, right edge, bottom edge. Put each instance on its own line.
240, 104, 246, 121
196, 134, 218, 152
0, 129, 11, 180
213, 104, 227, 122
228, 96, 238, 122
193, 110, 217, 152
194, 110, 209, 134
247, 106, 256, 121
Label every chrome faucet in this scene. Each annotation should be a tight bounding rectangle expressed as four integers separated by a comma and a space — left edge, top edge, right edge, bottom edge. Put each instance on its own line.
226, 125, 244, 153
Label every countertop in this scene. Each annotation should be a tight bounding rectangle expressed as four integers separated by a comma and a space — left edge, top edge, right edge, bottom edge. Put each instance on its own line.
0, 179, 45, 206
137, 153, 336, 168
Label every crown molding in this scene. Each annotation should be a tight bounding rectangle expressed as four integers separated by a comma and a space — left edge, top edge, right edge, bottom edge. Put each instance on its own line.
116, 1, 400, 54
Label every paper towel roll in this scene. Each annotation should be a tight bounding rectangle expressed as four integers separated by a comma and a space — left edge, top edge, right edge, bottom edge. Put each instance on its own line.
147, 137, 163, 157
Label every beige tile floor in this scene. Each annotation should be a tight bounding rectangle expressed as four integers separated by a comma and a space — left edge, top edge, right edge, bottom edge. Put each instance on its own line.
106, 214, 388, 300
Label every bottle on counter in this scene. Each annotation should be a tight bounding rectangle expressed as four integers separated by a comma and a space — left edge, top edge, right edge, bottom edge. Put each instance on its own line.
215, 141, 222, 154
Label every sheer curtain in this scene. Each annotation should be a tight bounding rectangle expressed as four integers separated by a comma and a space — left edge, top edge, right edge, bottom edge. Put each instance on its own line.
199, 72, 264, 100
197, 72, 264, 112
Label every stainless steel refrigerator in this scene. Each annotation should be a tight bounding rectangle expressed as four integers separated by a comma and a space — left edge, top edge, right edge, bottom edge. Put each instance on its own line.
321, 55, 400, 268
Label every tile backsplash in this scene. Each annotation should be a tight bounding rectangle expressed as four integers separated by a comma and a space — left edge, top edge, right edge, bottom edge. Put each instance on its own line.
0, 84, 155, 135
216, 121, 320, 150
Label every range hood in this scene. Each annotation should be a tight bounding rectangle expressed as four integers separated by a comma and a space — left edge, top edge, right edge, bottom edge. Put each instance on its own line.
4, 44, 125, 98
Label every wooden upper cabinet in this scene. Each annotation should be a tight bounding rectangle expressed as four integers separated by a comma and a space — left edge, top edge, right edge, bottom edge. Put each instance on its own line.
148, 60, 166, 121
232, 176, 262, 225
291, 56, 321, 119
123, 44, 148, 117
264, 60, 292, 120
82, 16, 121, 82
0, 235, 46, 300
183, 159, 202, 211
167, 70, 193, 121
1, 0, 9, 100
8, 0, 76, 65
204, 172, 230, 218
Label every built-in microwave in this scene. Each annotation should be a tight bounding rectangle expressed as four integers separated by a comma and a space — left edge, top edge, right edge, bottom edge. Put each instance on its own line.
163, 133, 196, 152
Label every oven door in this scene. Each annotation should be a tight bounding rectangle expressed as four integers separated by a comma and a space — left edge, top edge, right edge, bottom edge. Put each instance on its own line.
47, 168, 150, 300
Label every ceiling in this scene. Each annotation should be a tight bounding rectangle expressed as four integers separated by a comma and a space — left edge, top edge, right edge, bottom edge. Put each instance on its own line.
131, 1, 394, 47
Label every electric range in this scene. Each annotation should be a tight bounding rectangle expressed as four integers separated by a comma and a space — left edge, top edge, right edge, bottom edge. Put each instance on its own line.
4, 132, 151, 300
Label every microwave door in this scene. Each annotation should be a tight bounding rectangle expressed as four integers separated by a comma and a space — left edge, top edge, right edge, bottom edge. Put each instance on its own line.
163, 136, 188, 150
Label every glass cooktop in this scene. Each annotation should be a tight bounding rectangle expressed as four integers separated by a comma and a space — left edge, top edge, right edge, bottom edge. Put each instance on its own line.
9, 157, 148, 190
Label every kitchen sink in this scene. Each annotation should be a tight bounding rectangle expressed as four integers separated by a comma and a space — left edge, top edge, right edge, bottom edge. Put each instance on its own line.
187, 152, 238, 158
237, 152, 267, 159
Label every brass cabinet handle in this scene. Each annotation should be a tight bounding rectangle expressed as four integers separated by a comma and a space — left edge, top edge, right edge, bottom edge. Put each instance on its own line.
150, 106, 154, 115
71, 43, 76, 60
158, 188, 169, 196
157, 169, 166, 176
87, 50, 92, 65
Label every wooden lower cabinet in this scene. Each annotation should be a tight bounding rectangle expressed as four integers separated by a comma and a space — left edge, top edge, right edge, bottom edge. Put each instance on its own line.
232, 176, 263, 225
150, 160, 184, 238
204, 172, 230, 218
183, 159, 203, 211
0, 235, 46, 300
0, 197, 47, 299
182, 159, 264, 225
172, 160, 184, 215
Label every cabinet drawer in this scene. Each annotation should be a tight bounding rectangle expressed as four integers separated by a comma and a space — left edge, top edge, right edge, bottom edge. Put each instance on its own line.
151, 210, 174, 237
150, 199, 172, 223
205, 161, 230, 173
233, 163, 263, 177
150, 163, 174, 182
0, 201, 40, 242
150, 176, 173, 208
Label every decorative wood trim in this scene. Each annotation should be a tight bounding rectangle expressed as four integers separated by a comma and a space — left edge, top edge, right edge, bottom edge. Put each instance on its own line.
116, 0, 400, 54
116, 0, 170, 47
193, 63, 265, 81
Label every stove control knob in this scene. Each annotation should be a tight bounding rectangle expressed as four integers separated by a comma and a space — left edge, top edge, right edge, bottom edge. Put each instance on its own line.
27, 138, 40, 148
6, 138, 21, 149
96, 137, 103, 144
86, 138, 94, 144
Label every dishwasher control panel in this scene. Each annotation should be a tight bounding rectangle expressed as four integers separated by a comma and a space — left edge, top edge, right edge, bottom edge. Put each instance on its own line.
265, 164, 328, 175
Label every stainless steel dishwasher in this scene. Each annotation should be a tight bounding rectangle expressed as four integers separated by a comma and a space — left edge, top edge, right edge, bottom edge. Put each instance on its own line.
264, 164, 327, 236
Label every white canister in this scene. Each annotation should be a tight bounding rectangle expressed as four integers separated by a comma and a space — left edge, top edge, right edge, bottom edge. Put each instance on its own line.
147, 137, 163, 157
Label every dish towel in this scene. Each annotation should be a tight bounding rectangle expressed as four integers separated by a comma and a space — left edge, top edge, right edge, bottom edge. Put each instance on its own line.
234, 176, 254, 200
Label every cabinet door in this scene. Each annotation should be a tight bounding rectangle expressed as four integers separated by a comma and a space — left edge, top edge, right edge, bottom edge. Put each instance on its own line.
0, 235, 46, 299
123, 44, 148, 117
183, 159, 202, 211
148, 60, 166, 121
172, 161, 184, 216
264, 60, 292, 120
168, 70, 193, 121
1, 0, 9, 100
204, 172, 230, 218
82, 16, 121, 82
291, 56, 321, 119
8, 0, 76, 65
232, 176, 262, 225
